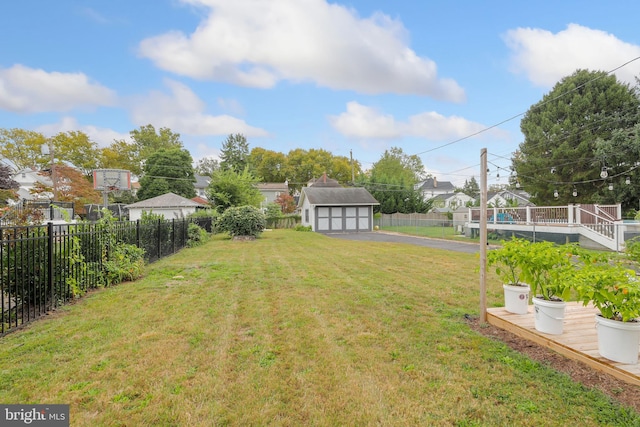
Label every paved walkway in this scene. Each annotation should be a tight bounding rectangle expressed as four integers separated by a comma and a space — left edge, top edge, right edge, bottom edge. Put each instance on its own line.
326, 231, 483, 254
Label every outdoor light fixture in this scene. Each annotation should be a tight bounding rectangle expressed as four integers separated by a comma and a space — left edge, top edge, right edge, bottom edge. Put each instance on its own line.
554, 189, 559, 198
609, 183, 614, 191
515, 181, 520, 188
626, 176, 631, 185
601, 167, 608, 179
573, 188, 578, 197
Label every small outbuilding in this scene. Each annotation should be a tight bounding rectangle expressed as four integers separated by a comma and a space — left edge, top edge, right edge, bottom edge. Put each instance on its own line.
125, 192, 204, 221
298, 184, 379, 233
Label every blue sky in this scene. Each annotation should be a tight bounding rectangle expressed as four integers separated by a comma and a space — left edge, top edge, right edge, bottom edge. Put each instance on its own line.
1, 1, 640, 186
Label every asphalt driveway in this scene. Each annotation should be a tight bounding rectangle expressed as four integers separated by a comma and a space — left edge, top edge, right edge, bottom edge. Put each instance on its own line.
326, 231, 482, 254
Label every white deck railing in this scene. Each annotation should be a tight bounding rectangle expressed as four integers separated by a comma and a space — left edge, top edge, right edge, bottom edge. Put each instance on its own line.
469, 204, 623, 250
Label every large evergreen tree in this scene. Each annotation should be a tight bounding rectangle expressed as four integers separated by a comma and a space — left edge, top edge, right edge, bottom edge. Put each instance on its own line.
220, 134, 250, 172
512, 69, 640, 208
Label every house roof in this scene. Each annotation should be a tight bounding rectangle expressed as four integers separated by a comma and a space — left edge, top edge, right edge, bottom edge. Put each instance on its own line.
256, 182, 289, 191
308, 173, 341, 187
191, 196, 210, 205
194, 174, 210, 189
300, 187, 378, 206
430, 192, 475, 201
125, 192, 202, 209
13, 168, 52, 186
416, 177, 455, 192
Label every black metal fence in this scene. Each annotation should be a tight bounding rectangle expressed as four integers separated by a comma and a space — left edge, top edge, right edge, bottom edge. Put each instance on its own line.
1, 216, 215, 336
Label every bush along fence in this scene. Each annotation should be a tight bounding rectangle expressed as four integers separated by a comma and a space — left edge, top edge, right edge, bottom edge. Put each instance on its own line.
1, 213, 215, 336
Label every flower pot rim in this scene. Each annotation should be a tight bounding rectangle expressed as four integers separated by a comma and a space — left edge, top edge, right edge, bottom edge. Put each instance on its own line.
503, 282, 530, 289
532, 296, 566, 307
595, 313, 640, 325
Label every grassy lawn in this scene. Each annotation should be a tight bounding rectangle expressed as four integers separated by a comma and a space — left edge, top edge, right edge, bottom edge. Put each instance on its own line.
380, 224, 459, 239
379, 225, 503, 245
0, 230, 637, 426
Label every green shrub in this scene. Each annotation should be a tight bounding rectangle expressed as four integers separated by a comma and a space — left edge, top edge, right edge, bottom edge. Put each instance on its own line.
294, 224, 312, 232
265, 203, 283, 220
217, 205, 266, 237
625, 236, 640, 264
103, 243, 146, 286
186, 223, 209, 247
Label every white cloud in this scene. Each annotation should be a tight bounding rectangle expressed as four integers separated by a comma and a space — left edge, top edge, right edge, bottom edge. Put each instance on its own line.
138, 0, 465, 101
330, 101, 507, 141
129, 78, 269, 137
0, 64, 117, 113
35, 117, 130, 147
504, 24, 640, 87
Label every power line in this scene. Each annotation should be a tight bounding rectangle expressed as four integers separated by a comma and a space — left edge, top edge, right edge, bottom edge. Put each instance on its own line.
414, 55, 640, 175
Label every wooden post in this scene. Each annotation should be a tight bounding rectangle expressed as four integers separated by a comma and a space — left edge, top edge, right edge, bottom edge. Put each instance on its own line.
479, 149, 488, 323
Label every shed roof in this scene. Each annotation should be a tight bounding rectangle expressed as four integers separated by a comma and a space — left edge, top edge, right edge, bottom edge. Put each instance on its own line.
125, 192, 202, 209
301, 187, 378, 206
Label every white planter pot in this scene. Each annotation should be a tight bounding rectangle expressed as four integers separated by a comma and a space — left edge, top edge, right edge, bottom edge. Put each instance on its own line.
595, 315, 640, 364
503, 284, 530, 314
533, 297, 566, 335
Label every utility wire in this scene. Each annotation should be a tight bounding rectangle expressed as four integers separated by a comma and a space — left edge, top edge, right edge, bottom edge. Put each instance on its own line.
414, 55, 640, 171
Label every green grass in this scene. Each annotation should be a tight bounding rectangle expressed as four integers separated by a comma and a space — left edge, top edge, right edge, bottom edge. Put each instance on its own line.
0, 230, 637, 426
380, 224, 459, 239
380, 225, 504, 245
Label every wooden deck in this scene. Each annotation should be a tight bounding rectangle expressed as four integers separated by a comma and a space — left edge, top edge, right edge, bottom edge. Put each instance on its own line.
487, 302, 640, 386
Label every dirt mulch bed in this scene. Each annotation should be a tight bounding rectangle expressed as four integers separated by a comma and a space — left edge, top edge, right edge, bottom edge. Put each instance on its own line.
466, 315, 640, 413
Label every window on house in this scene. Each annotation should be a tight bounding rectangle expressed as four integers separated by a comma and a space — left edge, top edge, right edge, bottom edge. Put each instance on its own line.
305, 209, 309, 222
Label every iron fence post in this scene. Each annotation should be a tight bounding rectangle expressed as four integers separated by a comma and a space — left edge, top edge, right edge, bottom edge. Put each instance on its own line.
172, 219, 176, 253
47, 222, 54, 310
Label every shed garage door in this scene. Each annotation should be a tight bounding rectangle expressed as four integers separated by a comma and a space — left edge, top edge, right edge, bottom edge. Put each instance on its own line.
316, 206, 370, 232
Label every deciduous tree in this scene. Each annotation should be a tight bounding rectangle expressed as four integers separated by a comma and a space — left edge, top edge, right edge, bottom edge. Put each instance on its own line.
360, 147, 429, 214
50, 130, 99, 177
275, 192, 296, 214
0, 128, 48, 170
248, 147, 286, 182
137, 148, 196, 200
206, 167, 263, 211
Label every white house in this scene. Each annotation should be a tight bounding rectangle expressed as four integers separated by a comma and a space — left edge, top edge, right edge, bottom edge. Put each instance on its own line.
11, 168, 53, 202
125, 192, 205, 221
415, 177, 455, 200
430, 192, 476, 212
487, 190, 533, 207
256, 182, 289, 210
194, 174, 210, 200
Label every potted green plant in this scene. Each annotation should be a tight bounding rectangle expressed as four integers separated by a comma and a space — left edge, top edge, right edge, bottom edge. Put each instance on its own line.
521, 241, 573, 335
572, 247, 640, 364
487, 238, 531, 315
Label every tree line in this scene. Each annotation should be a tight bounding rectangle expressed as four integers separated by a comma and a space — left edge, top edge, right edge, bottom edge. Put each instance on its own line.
2, 67, 639, 216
